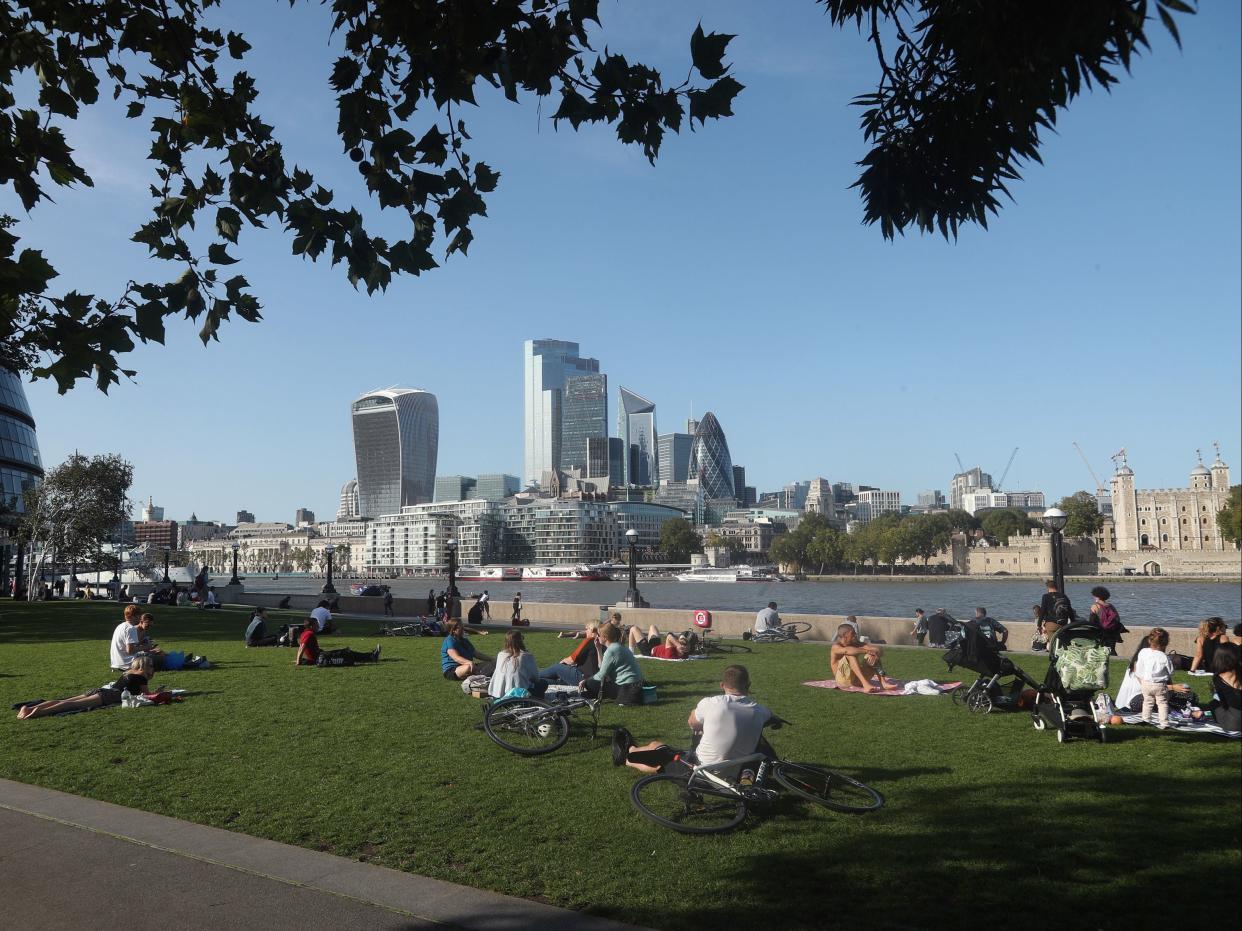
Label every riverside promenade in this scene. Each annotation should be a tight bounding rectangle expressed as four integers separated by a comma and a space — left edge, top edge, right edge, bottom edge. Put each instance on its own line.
0, 779, 642, 931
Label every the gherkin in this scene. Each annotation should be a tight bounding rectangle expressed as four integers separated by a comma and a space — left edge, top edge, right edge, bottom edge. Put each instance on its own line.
688, 412, 735, 501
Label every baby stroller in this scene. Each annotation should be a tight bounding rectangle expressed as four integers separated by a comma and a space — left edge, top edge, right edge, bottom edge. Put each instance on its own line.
943, 623, 1040, 714
1033, 623, 1112, 743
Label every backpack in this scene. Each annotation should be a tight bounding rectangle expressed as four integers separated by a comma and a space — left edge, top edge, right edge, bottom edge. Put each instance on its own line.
1053, 596, 1075, 623
461, 673, 489, 695
1096, 602, 1120, 631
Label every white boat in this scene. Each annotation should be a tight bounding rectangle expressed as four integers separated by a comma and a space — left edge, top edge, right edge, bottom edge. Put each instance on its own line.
521, 565, 606, 581
456, 566, 522, 582
675, 567, 780, 583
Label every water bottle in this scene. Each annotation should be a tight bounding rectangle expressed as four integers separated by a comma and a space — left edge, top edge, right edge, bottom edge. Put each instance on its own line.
120, 689, 133, 708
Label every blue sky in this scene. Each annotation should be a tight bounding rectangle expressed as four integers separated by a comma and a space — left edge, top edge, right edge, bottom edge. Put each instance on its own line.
5, 1, 1239, 522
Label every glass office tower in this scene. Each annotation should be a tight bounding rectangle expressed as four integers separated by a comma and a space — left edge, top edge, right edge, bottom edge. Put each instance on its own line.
618, 386, 658, 487
351, 387, 438, 517
688, 412, 735, 500
559, 372, 608, 473
523, 339, 600, 487
658, 432, 693, 485
0, 368, 43, 511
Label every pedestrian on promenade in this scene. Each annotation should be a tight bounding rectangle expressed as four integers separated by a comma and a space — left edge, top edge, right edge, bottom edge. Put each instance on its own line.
383, 589, 394, 617
912, 608, 928, 646
1088, 586, 1126, 655
970, 607, 1008, 649
479, 590, 491, 619
511, 592, 524, 626
926, 608, 952, 648
426, 589, 436, 617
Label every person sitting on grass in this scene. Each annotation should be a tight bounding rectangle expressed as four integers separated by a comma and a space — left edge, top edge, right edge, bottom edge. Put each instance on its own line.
294, 619, 380, 667
754, 602, 781, 636
539, 623, 602, 686
109, 604, 145, 671
1192, 643, 1241, 732
628, 624, 690, 660
488, 630, 548, 699
1116, 638, 1193, 713
579, 622, 644, 705
613, 665, 773, 775
1190, 617, 1229, 672
441, 618, 494, 681
135, 613, 168, 665
830, 625, 898, 693
17, 656, 162, 719
310, 599, 337, 635
245, 606, 282, 647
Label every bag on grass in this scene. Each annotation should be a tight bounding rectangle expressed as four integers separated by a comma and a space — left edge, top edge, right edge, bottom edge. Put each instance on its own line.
461, 673, 489, 694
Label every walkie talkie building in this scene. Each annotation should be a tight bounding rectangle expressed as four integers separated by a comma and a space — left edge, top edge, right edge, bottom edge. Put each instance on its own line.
351, 387, 438, 518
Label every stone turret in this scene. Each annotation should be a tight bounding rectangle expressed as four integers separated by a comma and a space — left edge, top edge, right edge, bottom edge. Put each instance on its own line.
1190, 451, 1212, 492
1210, 443, 1230, 490
1110, 460, 1138, 551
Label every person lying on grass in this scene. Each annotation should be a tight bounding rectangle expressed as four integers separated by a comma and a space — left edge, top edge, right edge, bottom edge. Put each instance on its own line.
538, 623, 602, 686
830, 625, 898, 693
613, 664, 773, 775
628, 624, 691, 660
294, 620, 380, 667
17, 656, 164, 720
578, 622, 644, 705
441, 618, 494, 681
488, 630, 548, 699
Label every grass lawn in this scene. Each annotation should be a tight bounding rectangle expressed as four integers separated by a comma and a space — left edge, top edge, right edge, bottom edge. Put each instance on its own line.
1, 601, 1239, 930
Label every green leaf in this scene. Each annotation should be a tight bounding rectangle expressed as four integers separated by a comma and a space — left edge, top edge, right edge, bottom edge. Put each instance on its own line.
227, 32, 252, 59
474, 163, 500, 193
207, 243, 239, 265
688, 76, 744, 126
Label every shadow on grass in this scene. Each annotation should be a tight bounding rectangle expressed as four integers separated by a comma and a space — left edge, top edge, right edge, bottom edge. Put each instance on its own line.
607, 758, 1242, 930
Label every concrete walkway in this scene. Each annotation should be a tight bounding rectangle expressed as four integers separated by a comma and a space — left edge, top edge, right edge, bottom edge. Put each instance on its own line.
0, 779, 644, 931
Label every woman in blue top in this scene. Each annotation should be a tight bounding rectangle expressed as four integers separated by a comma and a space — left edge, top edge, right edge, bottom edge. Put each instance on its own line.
580, 622, 645, 705
441, 619, 493, 681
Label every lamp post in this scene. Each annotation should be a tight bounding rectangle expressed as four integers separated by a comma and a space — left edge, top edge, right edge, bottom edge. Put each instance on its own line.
1041, 507, 1068, 596
161, 546, 171, 583
321, 543, 337, 595
229, 543, 241, 586
624, 528, 642, 607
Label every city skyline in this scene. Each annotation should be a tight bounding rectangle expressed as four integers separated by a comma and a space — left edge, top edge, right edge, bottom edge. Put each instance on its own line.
7, 1, 1239, 523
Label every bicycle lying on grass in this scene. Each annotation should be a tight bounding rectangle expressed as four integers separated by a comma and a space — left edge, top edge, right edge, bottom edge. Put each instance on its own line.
742, 622, 812, 644
630, 720, 883, 834
483, 692, 606, 756
679, 631, 751, 656
377, 621, 427, 637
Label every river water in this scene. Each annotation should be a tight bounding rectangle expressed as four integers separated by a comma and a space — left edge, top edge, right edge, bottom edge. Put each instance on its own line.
240, 577, 1241, 628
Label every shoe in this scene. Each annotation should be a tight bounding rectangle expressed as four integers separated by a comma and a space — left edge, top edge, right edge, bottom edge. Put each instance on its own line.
372, 645, 382, 663
611, 727, 634, 767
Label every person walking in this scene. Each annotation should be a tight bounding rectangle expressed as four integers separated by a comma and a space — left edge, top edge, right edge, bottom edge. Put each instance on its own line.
511, 592, 524, 626
912, 608, 928, 646
426, 589, 436, 618
383, 588, 394, 617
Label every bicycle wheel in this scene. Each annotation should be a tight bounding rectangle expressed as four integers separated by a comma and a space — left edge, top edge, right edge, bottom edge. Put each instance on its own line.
772, 762, 884, 813
630, 774, 747, 834
781, 622, 812, 635
483, 698, 570, 756
707, 640, 752, 655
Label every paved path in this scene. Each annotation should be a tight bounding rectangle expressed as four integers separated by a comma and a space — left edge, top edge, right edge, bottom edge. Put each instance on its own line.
0, 779, 644, 931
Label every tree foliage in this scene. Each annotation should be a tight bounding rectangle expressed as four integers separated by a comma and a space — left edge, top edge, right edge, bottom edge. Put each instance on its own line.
0, 0, 1194, 389
1219, 486, 1242, 547
658, 517, 701, 563
978, 507, 1036, 544
18, 451, 133, 595
1057, 490, 1103, 538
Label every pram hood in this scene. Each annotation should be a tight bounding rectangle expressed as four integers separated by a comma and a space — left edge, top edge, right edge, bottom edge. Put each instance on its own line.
943, 623, 1004, 676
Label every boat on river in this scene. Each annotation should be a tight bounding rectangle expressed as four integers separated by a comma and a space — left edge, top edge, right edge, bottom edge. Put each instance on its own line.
520, 565, 607, 581
675, 567, 783, 583
455, 566, 523, 582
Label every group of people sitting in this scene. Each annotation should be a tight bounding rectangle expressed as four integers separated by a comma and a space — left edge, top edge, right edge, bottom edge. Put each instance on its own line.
242, 600, 379, 667
440, 614, 649, 705
1116, 620, 1242, 730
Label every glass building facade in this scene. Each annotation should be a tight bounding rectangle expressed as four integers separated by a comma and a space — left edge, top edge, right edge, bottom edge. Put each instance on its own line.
435, 475, 477, 503
0, 368, 43, 513
688, 412, 735, 501
475, 473, 520, 501
559, 373, 608, 474
523, 340, 600, 487
658, 432, 693, 484
351, 388, 438, 518
618, 387, 657, 487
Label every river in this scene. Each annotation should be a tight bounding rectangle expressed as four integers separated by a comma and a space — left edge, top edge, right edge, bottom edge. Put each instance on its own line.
239, 577, 1241, 628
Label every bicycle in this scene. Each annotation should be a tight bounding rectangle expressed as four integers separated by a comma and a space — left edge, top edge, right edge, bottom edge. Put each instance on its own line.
482, 692, 606, 756
378, 621, 427, 637
630, 722, 883, 834
680, 631, 752, 656
743, 621, 812, 644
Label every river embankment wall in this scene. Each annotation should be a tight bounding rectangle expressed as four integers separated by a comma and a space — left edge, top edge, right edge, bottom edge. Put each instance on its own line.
231, 592, 1201, 656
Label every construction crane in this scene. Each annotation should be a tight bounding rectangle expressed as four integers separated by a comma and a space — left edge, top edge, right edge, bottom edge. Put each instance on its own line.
996, 447, 1019, 489
954, 452, 966, 474
1073, 441, 1107, 502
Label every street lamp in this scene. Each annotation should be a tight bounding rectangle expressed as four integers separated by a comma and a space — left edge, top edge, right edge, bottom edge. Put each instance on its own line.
446, 538, 458, 598
321, 543, 337, 595
1041, 507, 1069, 596
229, 542, 241, 586
161, 546, 171, 583
624, 528, 642, 607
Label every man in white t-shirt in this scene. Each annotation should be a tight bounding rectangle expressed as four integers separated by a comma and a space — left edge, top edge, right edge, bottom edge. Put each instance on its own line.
614, 666, 773, 773
310, 600, 336, 634
754, 602, 781, 635
109, 604, 144, 670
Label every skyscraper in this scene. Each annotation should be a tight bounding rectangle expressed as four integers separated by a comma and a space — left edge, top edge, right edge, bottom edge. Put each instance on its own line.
475, 474, 520, 501
0, 368, 42, 517
337, 479, 360, 519
435, 475, 477, 503
560, 372, 608, 473
732, 465, 747, 503
351, 387, 439, 518
523, 340, 600, 487
618, 387, 658, 486
658, 432, 693, 484
688, 412, 735, 500
294, 508, 315, 526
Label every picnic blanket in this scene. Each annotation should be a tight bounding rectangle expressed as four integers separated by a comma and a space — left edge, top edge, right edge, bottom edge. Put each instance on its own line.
637, 653, 709, 662
803, 678, 962, 696
1114, 711, 1240, 738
